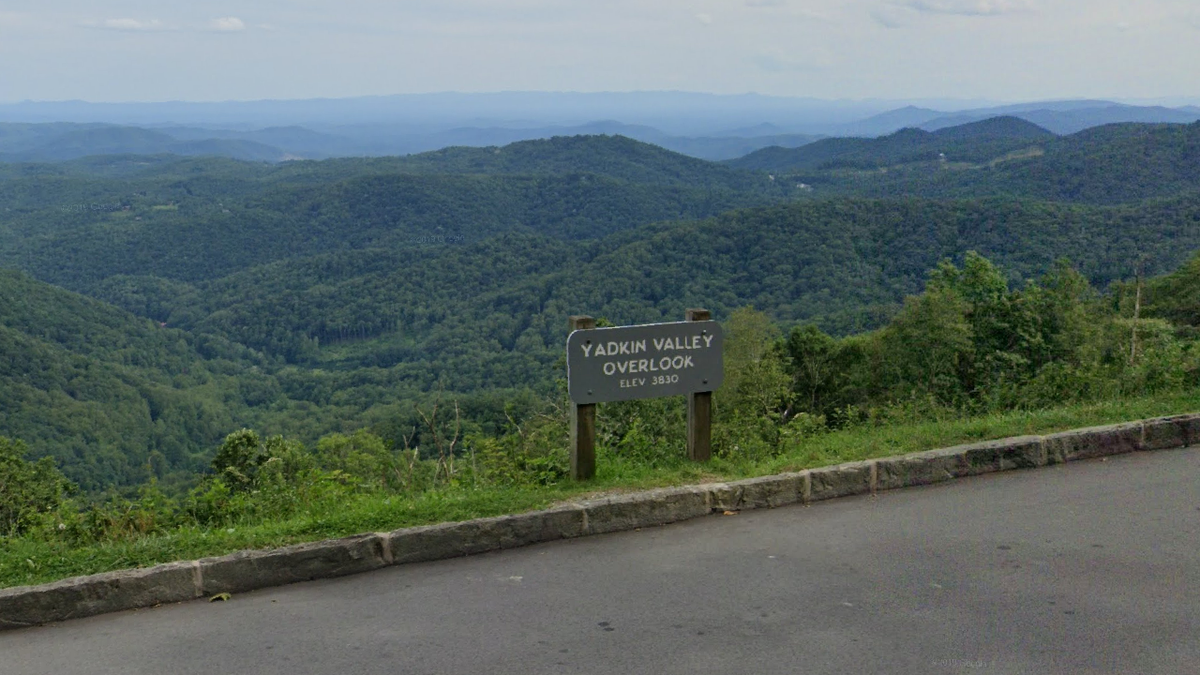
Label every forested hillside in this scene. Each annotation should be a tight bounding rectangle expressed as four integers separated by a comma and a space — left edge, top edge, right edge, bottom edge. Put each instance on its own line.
1144, 254, 1200, 330
340, 135, 772, 187
2, 121, 1200, 494
731, 116, 1054, 171
735, 120, 1200, 205
0, 270, 278, 490
0, 139, 790, 291
88, 195, 1200, 368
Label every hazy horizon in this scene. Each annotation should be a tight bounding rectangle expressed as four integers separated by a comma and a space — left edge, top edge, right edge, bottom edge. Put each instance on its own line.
3, 91, 1011, 107
5, 91, 1200, 108
2, 91, 1198, 151
3, 1, 1198, 104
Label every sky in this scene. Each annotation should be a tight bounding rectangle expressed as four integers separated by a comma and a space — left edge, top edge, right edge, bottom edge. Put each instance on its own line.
2, 0, 1199, 104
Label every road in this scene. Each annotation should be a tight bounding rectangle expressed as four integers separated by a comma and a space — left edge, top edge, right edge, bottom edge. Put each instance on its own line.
3, 447, 1198, 675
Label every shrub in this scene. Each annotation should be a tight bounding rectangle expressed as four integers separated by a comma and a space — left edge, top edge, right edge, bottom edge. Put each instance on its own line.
0, 437, 76, 538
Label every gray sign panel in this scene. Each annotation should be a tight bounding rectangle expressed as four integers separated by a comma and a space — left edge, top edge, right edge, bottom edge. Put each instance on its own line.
567, 321, 723, 403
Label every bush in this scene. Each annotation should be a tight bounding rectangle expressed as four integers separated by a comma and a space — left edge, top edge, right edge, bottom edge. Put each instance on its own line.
0, 437, 76, 538
597, 398, 686, 467
474, 409, 569, 486
82, 482, 177, 541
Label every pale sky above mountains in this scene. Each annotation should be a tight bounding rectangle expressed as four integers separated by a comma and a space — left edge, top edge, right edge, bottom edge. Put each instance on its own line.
2, 0, 1198, 103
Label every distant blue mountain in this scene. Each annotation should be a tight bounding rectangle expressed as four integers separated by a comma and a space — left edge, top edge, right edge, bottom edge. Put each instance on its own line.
0, 118, 818, 163
833, 106, 945, 137
0, 123, 288, 162
3, 93, 1195, 165
920, 104, 1200, 135
0, 92, 899, 135
831, 100, 1200, 137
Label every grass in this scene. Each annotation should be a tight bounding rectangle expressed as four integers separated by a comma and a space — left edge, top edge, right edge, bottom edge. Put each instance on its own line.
3, 389, 1198, 590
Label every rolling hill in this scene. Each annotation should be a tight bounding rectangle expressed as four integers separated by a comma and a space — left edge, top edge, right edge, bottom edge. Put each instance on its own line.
86, 194, 1200, 380
0, 270, 276, 490
729, 116, 1055, 171
734, 119, 1200, 205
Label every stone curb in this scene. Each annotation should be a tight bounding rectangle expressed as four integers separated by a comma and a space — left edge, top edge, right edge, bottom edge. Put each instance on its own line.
3, 413, 1198, 630
199, 534, 388, 596
0, 562, 202, 631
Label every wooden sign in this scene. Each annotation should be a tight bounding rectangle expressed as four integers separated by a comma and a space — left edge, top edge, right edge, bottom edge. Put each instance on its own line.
566, 320, 723, 403
566, 310, 721, 479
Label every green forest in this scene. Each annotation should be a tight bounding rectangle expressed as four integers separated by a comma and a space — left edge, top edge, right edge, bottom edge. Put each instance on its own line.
2, 118, 1200, 587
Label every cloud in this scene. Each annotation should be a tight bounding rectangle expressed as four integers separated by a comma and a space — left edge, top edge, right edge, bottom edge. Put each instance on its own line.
902, 0, 1034, 17
745, 0, 786, 7
93, 18, 169, 31
696, 13, 714, 24
210, 17, 246, 32
82, 16, 247, 33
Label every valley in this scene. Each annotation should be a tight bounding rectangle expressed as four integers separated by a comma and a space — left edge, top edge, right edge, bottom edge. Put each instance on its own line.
2, 115, 1200, 588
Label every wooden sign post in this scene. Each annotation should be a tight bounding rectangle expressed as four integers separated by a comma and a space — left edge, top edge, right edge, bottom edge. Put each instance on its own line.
566, 309, 722, 480
686, 309, 713, 462
568, 315, 597, 481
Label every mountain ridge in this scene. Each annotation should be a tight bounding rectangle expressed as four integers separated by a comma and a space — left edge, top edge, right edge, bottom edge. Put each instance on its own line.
728, 116, 1055, 172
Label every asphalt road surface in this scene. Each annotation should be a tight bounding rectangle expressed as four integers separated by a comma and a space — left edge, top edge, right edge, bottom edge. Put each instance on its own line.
4, 447, 1198, 675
